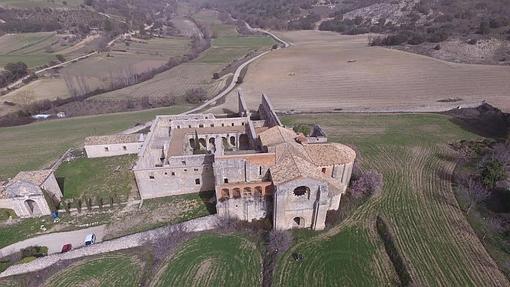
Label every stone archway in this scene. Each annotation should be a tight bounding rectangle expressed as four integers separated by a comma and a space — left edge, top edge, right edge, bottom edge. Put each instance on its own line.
199, 138, 207, 149
232, 188, 241, 198
24, 199, 41, 216
292, 217, 305, 228
239, 134, 250, 150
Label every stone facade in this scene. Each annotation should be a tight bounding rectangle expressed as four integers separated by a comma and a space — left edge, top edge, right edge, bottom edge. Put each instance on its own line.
84, 134, 144, 158
127, 94, 356, 230
0, 170, 62, 218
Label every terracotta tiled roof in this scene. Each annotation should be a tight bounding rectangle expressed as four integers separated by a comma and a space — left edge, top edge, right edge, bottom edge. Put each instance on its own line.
303, 143, 356, 165
11, 170, 52, 186
259, 126, 298, 147
261, 126, 355, 192
84, 134, 142, 145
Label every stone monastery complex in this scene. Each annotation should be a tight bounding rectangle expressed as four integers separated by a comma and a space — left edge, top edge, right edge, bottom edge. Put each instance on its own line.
1, 94, 356, 230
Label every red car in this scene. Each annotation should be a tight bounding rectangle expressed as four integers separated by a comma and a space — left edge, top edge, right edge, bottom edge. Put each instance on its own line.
61, 244, 72, 253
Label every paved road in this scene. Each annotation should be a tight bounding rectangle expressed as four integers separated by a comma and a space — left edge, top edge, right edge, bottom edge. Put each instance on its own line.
183, 50, 271, 115
183, 23, 289, 115
0, 215, 219, 278
0, 225, 106, 258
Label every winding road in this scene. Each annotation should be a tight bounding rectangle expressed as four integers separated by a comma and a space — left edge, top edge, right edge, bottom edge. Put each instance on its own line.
184, 25, 289, 114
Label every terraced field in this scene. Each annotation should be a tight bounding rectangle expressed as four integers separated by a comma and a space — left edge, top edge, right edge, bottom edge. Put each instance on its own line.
0, 78, 68, 117
0, 32, 62, 67
274, 114, 509, 286
61, 37, 191, 92
213, 30, 510, 114
154, 233, 262, 287
93, 9, 274, 102
0, 105, 189, 180
45, 254, 143, 287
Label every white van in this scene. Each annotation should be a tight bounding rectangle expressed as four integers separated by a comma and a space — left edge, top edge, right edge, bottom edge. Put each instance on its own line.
84, 233, 96, 246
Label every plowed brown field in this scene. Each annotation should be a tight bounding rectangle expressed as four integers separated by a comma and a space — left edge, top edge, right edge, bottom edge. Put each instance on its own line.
212, 30, 510, 113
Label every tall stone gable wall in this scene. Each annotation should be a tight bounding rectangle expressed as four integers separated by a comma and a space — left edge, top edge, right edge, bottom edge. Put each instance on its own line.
259, 94, 282, 127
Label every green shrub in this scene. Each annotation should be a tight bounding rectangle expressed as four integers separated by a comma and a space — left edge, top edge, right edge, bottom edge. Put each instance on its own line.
376, 216, 412, 286
21, 246, 48, 258
480, 159, 506, 189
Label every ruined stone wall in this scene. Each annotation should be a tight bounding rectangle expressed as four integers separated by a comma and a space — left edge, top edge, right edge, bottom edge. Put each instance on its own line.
0, 195, 51, 218
85, 142, 142, 158
170, 117, 248, 130
135, 154, 215, 199
213, 155, 272, 185
259, 94, 282, 127
41, 173, 63, 200
216, 197, 268, 222
273, 178, 330, 230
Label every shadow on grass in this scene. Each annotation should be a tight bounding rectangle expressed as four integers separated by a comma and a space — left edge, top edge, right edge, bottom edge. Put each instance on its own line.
445, 104, 509, 139
199, 190, 217, 215
56, 177, 65, 196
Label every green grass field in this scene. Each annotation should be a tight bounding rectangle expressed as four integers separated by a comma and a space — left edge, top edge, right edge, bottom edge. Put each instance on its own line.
55, 155, 137, 201
0, 208, 16, 221
274, 113, 509, 286
154, 233, 262, 287
44, 254, 143, 287
0, 32, 61, 68
0, 105, 189, 180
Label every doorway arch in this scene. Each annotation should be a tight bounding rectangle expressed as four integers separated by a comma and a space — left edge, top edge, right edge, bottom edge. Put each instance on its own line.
24, 199, 41, 216
292, 217, 305, 228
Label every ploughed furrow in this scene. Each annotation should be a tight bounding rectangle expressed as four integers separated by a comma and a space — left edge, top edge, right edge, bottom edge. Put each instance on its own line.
153, 233, 261, 287
45, 254, 143, 287
366, 145, 508, 286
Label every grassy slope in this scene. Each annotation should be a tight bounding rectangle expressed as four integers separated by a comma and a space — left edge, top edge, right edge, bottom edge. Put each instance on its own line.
0, 191, 210, 249
0, 32, 60, 67
0, 105, 189, 180
274, 113, 509, 286
44, 254, 143, 287
154, 233, 262, 287
55, 155, 137, 201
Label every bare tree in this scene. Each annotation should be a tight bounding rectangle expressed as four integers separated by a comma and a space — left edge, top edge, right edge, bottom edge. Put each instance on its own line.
267, 229, 292, 254
350, 170, 384, 198
466, 179, 490, 214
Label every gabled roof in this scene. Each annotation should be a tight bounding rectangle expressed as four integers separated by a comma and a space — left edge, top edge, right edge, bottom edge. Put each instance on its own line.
259, 125, 356, 193
258, 126, 298, 147
303, 143, 356, 165
11, 170, 52, 186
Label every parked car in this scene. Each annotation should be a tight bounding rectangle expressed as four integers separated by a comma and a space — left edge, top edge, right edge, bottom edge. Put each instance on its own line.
61, 243, 72, 253
84, 234, 96, 246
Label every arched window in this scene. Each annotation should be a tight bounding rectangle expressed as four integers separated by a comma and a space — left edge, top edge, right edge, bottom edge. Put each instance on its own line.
293, 186, 310, 197
232, 188, 241, 198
